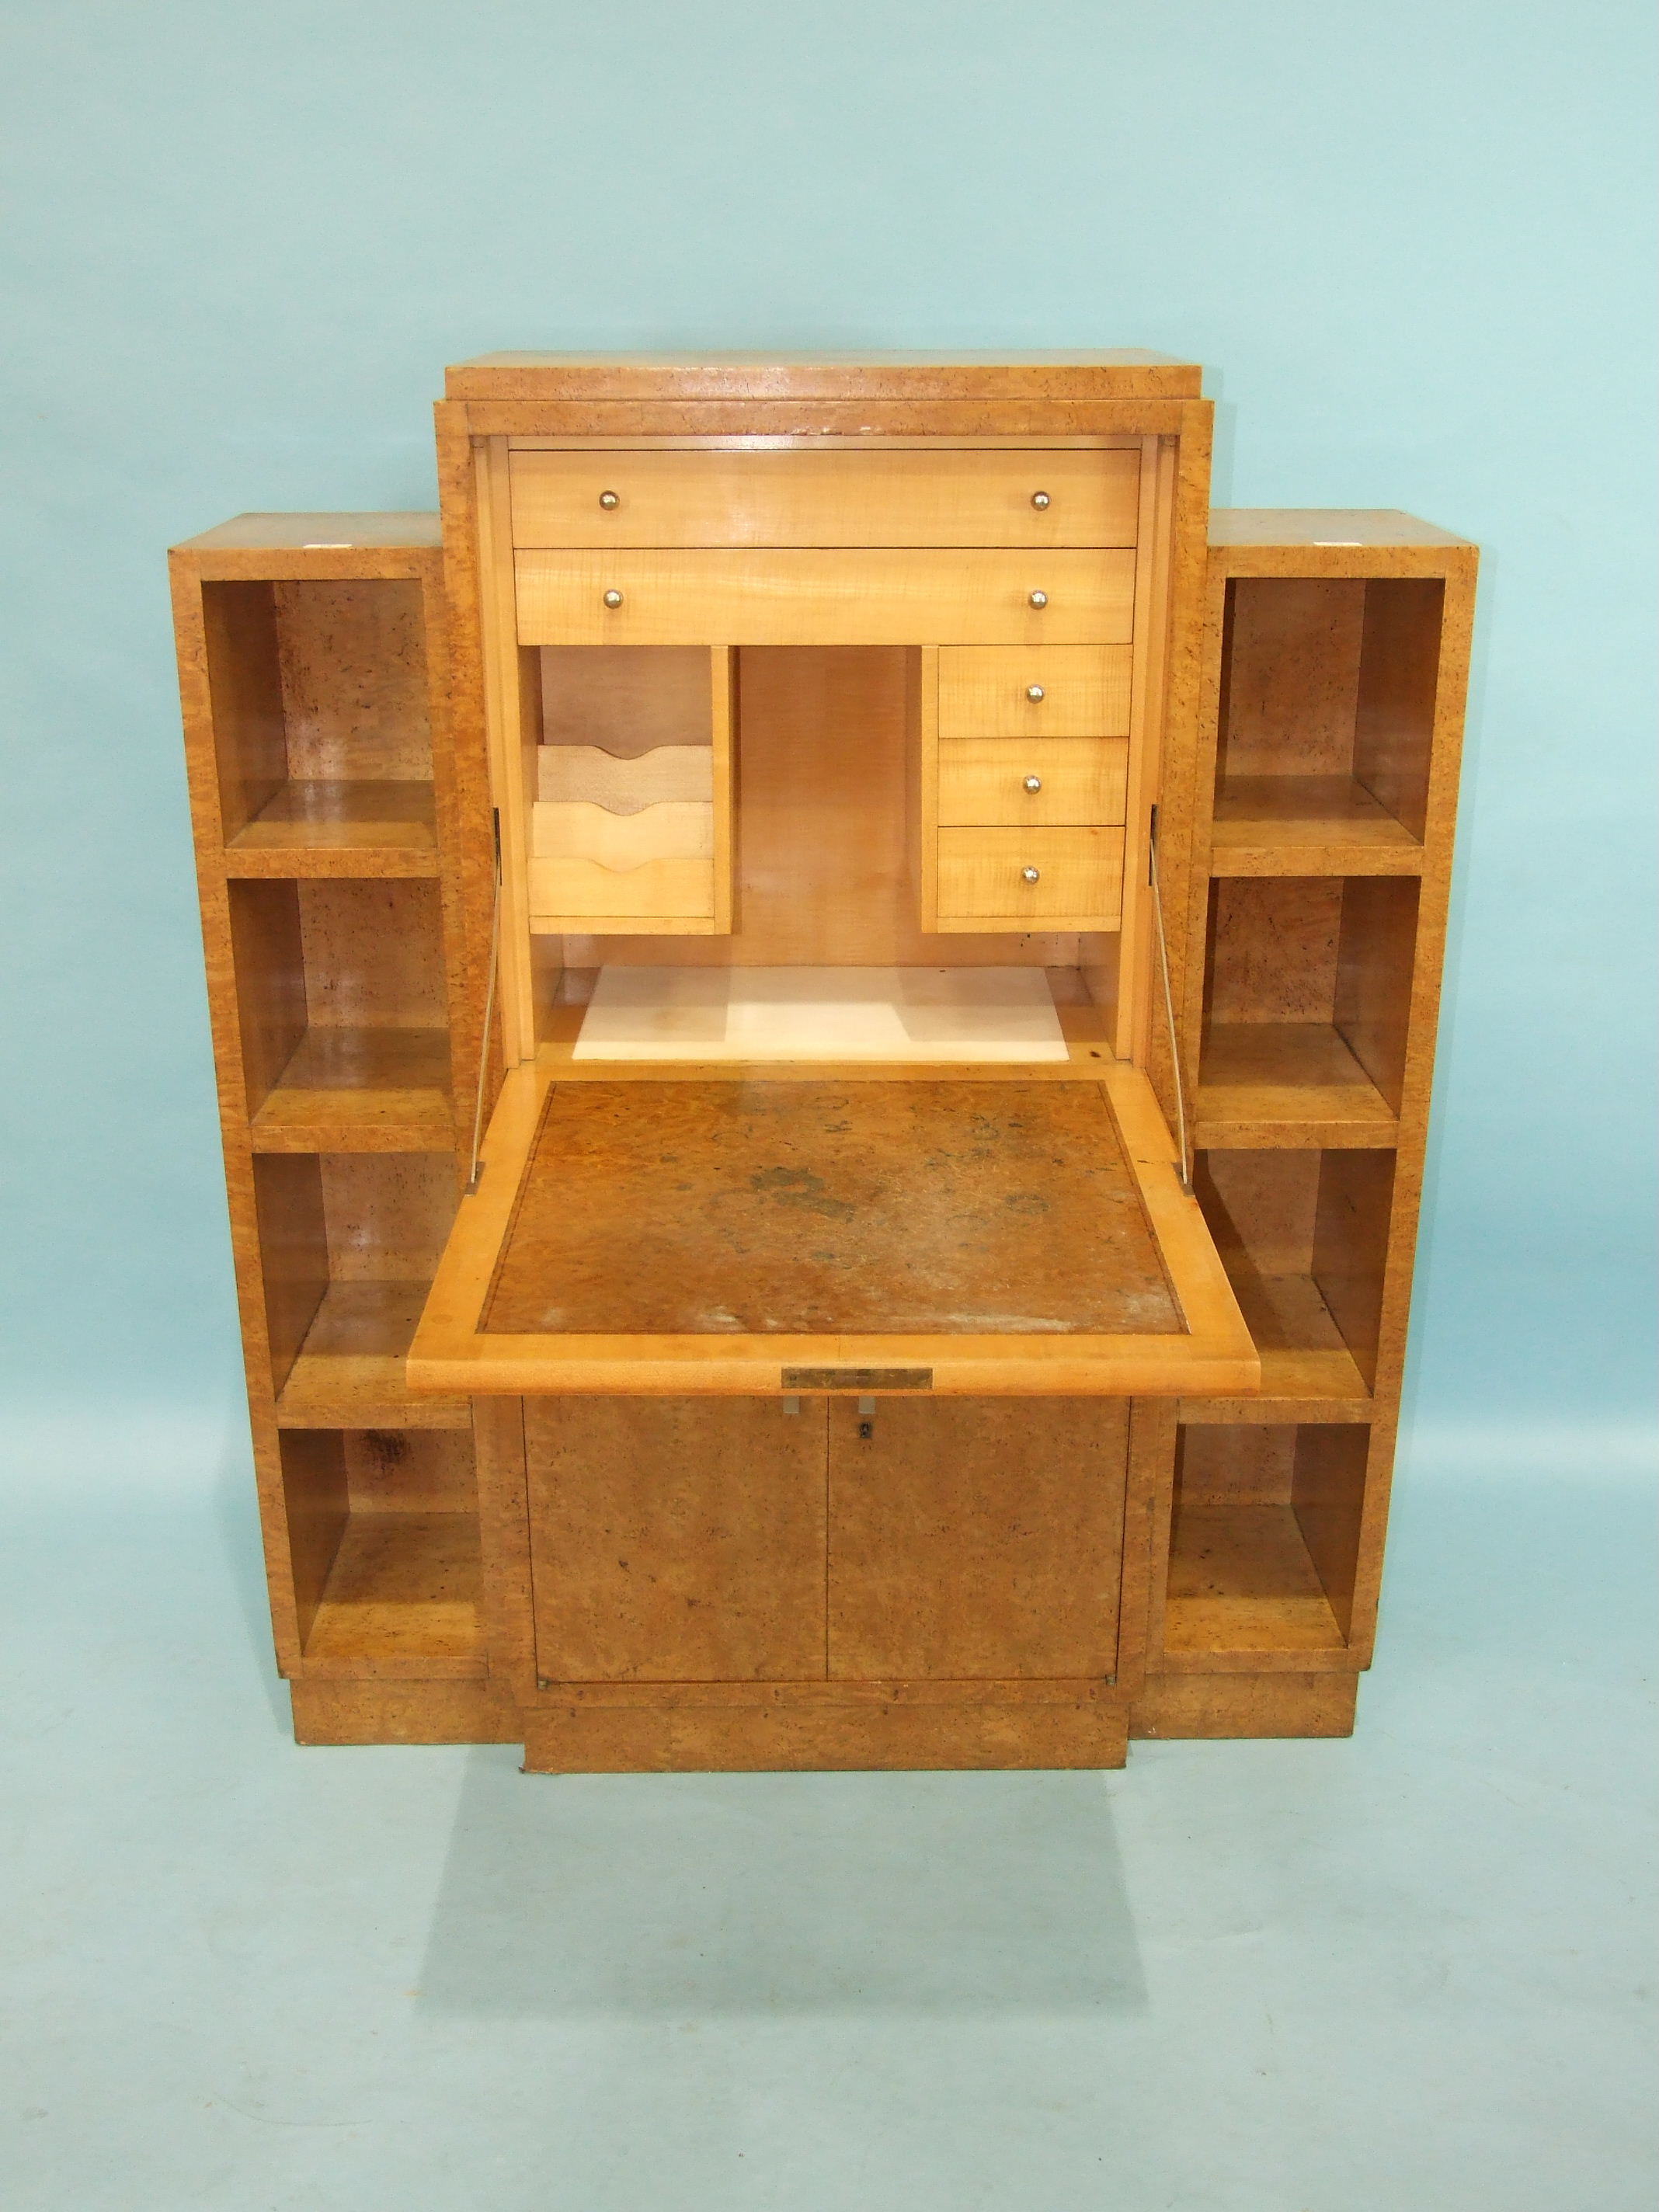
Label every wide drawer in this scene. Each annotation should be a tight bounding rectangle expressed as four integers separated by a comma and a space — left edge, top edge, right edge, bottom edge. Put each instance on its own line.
937, 737, 1129, 826
936, 826, 1125, 923
937, 645, 1133, 736
516, 551, 1136, 646
510, 447, 1140, 549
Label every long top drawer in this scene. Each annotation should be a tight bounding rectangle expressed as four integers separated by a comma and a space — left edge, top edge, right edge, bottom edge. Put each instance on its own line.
510, 447, 1140, 549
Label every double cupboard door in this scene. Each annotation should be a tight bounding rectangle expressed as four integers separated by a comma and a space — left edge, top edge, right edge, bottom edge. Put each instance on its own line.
523, 1396, 1130, 1689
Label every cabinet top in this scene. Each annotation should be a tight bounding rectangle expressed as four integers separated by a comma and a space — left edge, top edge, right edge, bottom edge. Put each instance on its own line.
443, 350, 1205, 402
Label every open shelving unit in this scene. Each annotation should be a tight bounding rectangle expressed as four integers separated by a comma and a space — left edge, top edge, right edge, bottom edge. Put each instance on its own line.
1143, 510, 1476, 1714
172, 516, 499, 1711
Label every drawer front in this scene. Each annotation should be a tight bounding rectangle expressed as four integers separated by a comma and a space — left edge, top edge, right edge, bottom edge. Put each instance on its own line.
938, 645, 1133, 736
527, 853, 714, 921
936, 826, 1125, 924
516, 550, 1135, 646
510, 447, 1140, 549
937, 737, 1129, 827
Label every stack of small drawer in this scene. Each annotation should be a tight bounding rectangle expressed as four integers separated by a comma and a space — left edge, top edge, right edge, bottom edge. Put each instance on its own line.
931, 645, 1132, 930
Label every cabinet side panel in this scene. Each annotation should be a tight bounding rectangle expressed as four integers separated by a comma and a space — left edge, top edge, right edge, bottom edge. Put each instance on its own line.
226, 879, 306, 1112
202, 580, 287, 837
1353, 579, 1443, 841
1334, 876, 1419, 1114
1311, 1149, 1396, 1392
250, 1153, 329, 1392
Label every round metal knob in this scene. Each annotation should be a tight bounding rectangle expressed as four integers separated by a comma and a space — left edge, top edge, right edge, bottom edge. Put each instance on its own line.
598, 489, 620, 510
1031, 490, 1051, 510
602, 589, 624, 609
1026, 683, 1045, 702
1021, 865, 1041, 884
1023, 774, 1042, 794
1028, 590, 1048, 609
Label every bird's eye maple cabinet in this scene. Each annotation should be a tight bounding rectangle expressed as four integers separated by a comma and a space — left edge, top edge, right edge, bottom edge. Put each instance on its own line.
170, 355, 1475, 1769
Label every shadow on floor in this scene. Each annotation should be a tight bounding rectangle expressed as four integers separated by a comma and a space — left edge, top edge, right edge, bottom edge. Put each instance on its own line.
418, 1750, 1146, 2018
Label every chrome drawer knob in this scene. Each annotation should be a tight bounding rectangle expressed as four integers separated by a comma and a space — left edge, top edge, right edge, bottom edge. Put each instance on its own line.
1026, 683, 1045, 702
1031, 490, 1051, 510
598, 489, 620, 510
1021, 865, 1041, 883
1023, 774, 1042, 793
1028, 590, 1049, 609
603, 589, 624, 609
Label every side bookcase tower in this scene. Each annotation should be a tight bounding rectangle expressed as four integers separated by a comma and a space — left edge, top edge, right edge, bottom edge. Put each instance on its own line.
170, 365, 1476, 1759
169, 515, 514, 1742
1133, 510, 1477, 1739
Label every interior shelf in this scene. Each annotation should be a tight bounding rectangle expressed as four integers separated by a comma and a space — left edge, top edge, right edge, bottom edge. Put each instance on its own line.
275, 1280, 469, 1428
249, 1024, 454, 1149
303, 1511, 481, 1661
1198, 873, 1417, 1144
1194, 1148, 1392, 1407
228, 878, 453, 1143
1210, 773, 1424, 876
1163, 1504, 1345, 1657
256, 1154, 468, 1428
225, 778, 439, 875
1196, 1021, 1398, 1147
1212, 574, 1442, 875
1160, 1421, 1369, 1664
278, 1428, 480, 1663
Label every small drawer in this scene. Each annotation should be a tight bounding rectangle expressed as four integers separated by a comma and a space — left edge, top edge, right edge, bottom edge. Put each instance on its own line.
937, 645, 1133, 736
510, 447, 1140, 550
515, 551, 1136, 646
937, 738, 1129, 827
936, 827, 1125, 924
527, 853, 714, 923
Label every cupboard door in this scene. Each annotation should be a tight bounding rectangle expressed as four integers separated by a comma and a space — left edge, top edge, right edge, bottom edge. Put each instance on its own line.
524, 1397, 827, 1682
827, 1399, 1129, 1680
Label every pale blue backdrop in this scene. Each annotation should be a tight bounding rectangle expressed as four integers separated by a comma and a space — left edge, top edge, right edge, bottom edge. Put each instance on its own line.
2, 12, 1655, 2212
2, 1, 1654, 1453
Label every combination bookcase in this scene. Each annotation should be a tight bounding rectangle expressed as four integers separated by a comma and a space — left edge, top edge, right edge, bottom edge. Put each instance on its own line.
170, 357, 1475, 1767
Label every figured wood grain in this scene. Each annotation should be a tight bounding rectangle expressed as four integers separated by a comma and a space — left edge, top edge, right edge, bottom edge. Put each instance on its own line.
514, 550, 1136, 647
509, 445, 1140, 548
535, 745, 713, 809
272, 579, 433, 781
524, 1398, 828, 1682
289, 1675, 521, 1744
935, 826, 1123, 925
826, 1398, 1129, 1680
937, 738, 1129, 826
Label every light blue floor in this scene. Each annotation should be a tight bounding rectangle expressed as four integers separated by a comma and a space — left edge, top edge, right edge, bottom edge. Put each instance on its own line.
2, 1415, 1654, 2212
